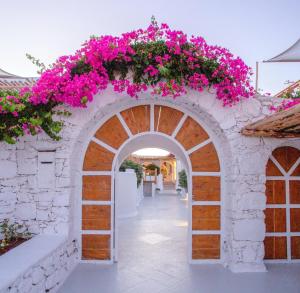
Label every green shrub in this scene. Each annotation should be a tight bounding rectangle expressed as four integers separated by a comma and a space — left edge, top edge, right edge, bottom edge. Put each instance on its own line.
178, 169, 188, 190
119, 160, 143, 187
145, 163, 160, 175
0, 219, 31, 249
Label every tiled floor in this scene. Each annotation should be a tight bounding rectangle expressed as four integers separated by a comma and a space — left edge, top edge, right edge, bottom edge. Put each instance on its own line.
59, 193, 300, 293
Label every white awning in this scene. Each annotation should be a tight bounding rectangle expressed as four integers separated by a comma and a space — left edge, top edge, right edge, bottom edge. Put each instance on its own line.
0, 68, 20, 79
264, 38, 300, 62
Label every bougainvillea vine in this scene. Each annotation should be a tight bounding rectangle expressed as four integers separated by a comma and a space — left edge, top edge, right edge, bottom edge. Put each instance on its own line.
0, 18, 255, 144
270, 87, 300, 111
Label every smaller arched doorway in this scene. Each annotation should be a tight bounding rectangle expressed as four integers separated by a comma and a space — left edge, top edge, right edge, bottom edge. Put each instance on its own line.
81, 104, 222, 263
112, 133, 191, 262
265, 146, 300, 261
161, 161, 176, 185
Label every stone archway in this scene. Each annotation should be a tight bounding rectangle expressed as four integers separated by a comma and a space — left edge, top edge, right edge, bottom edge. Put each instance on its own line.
81, 104, 222, 262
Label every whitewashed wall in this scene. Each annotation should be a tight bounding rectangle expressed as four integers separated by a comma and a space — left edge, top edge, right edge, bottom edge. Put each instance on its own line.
1, 239, 78, 293
0, 143, 17, 222
0, 134, 71, 235
1, 86, 300, 273
116, 170, 138, 218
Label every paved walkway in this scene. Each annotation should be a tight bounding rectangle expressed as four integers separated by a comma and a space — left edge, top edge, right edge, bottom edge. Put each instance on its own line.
59, 193, 300, 293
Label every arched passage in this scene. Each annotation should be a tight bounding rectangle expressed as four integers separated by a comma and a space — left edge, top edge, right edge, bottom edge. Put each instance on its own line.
81, 104, 222, 263
112, 132, 191, 262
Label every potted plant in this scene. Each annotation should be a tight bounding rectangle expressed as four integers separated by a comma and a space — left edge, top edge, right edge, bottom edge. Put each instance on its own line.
119, 160, 143, 187
0, 219, 31, 255
178, 170, 188, 197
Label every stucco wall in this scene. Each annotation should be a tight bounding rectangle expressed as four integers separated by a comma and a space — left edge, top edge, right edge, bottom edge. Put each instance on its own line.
0, 134, 71, 235
1, 239, 78, 293
1, 86, 300, 272
0, 143, 17, 222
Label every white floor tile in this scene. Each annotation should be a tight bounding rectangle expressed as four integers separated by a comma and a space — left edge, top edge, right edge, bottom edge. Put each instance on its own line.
59, 193, 300, 293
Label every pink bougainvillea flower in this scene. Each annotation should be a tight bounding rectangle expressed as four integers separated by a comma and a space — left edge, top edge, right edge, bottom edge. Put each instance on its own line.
271, 98, 300, 112
19, 20, 255, 108
0, 17, 262, 144
144, 65, 159, 77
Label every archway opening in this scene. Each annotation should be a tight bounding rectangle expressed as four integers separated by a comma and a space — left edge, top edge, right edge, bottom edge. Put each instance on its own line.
131, 147, 179, 192
115, 141, 190, 266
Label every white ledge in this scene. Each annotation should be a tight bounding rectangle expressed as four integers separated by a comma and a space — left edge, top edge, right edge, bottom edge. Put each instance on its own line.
0, 234, 67, 290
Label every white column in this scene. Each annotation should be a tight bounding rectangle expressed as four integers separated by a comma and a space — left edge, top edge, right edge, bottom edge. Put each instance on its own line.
115, 169, 138, 218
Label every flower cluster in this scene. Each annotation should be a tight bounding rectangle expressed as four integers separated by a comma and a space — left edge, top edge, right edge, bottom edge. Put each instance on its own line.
270, 87, 300, 111
0, 18, 255, 143
0, 89, 68, 144
271, 98, 300, 112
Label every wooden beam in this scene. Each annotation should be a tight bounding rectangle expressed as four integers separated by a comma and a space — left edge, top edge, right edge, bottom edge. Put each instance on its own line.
281, 124, 300, 132
242, 103, 300, 138
241, 128, 300, 138
245, 104, 300, 130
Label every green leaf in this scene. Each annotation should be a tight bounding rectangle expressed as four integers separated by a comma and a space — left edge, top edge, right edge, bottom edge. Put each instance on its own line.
29, 117, 43, 126
81, 96, 88, 105
51, 121, 63, 133
158, 65, 170, 77
3, 134, 16, 144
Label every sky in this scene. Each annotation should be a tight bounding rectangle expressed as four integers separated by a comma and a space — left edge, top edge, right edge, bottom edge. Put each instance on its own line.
1, 0, 300, 95
133, 148, 170, 157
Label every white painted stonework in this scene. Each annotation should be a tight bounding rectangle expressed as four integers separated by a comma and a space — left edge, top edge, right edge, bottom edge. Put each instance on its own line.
1, 87, 300, 289
137, 183, 143, 206
156, 174, 163, 191
0, 235, 78, 293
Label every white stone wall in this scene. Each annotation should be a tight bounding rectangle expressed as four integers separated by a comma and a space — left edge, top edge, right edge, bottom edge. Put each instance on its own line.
0, 143, 17, 223
0, 134, 72, 235
1, 86, 300, 273
1, 239, 78, 293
